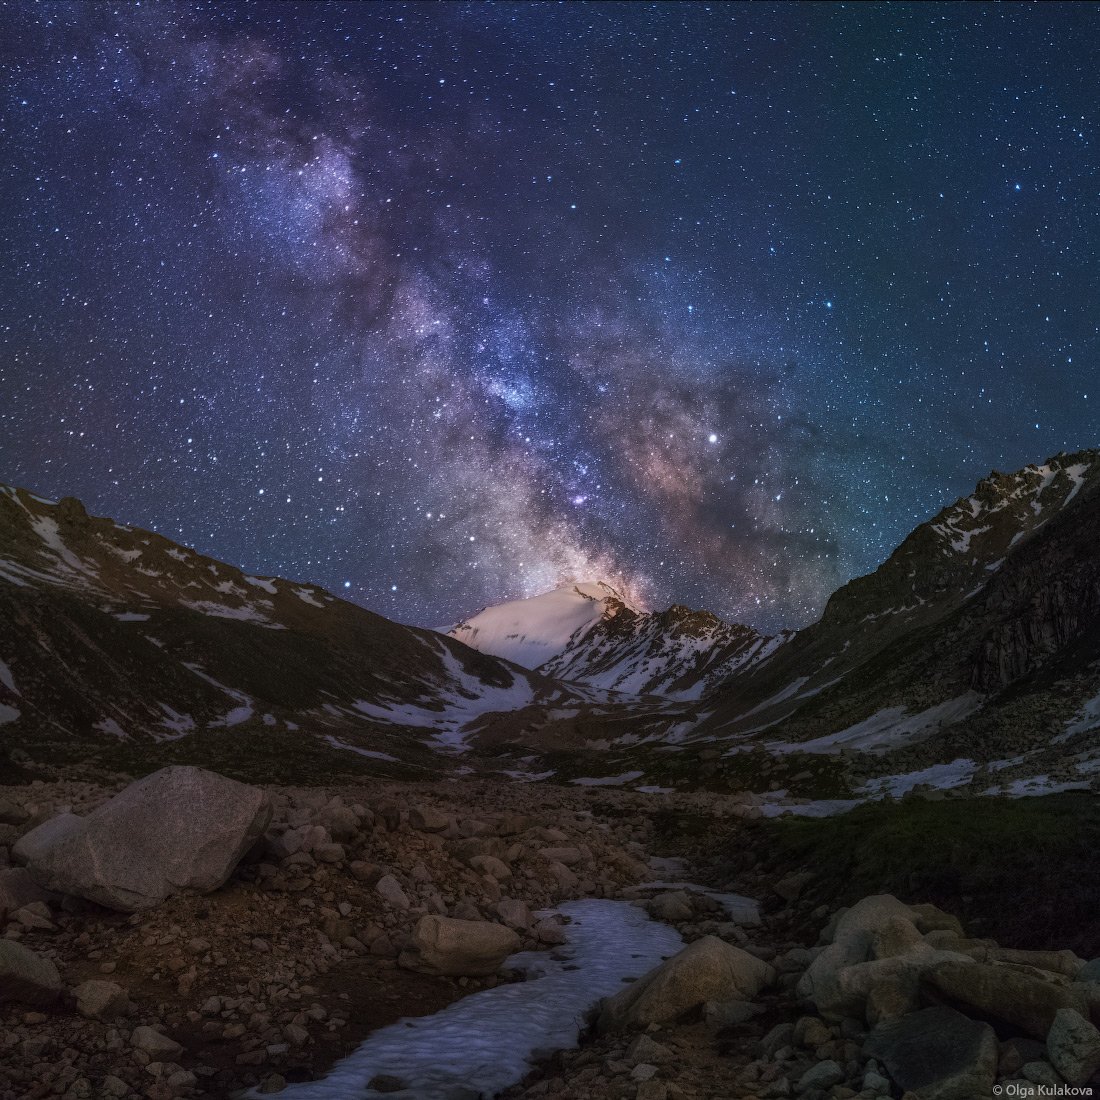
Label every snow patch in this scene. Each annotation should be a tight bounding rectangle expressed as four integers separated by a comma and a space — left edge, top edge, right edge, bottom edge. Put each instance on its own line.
259, 898, 683, 1100
0, 703, 20, 725
861, 758, 977, 798
570, 770, 644, 787
244, 575, 278, 594
113, 611, 150, 622
766, 693, 982, 755
323, 736, 399, 763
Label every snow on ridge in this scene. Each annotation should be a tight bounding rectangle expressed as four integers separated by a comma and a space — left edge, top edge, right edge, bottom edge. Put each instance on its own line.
445, 581, 637, 670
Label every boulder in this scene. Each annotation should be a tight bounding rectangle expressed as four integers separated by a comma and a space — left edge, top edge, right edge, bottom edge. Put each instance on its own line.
375, 874, 410, 909
863, 1006, 997, 1100
495, 897, 530, 930
646, 891, 694, 922
12, 812, 83, 866
926, 960, 1089, 1039
598, 935, 774, 1033
1047, 1007, 1100, 1086
797, 894, 917, 1018
73, 979, 128, 1020
130, 1026, 183, 1059
18, 767, 271, 911
0, 940, 63, 1007
0, 866, 53, 921
399, 915, 520, 977
409, 806, 451, 832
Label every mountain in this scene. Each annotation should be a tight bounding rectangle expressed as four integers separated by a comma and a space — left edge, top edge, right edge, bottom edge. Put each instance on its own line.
443, 581, 641, 670
0, 485, 596, 781
679, 449, 1100, 802
445, 581, 777, 699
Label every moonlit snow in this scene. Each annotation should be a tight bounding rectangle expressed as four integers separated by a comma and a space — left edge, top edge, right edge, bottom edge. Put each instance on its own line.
260, 899, 683, 1099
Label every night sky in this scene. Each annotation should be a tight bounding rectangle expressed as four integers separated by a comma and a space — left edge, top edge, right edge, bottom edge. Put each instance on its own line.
2, 2, 1097, 632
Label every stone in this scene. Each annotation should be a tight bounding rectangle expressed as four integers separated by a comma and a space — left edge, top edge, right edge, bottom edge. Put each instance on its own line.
0, 940, 63, 1007
470, 854, 511, 880
100, 1077, 129, 1098
598, 935, 774, 1033
534, 917, 567, 945
538, 846, 585, 865
926, 960, 1089, 1040
1047, 1007, 1100, 1086
0, 866, 53, 921
375, 874, 410, 909
259, 1075, 287, 1095
797, 894, 916, 1018
312, 842, 345, 864
703, 999, 764, 1028
646, 891, 694, 922
774, 871, 814, 902
131, 1026, 184, 1059
1022, 1061, 1064, 1087
626, 1035, 672, 1064
399, 915, 521, 977
409, 806, 450, 832
17, 766, 271, 911
863, 1006, 997, 1100
73, 979, 128, 1020
495, 897, 530, 930
1078, 958, 1100, 984
796, 1060, 843, 1093
871, 916, 924, 959
368, 1076, 407, 1093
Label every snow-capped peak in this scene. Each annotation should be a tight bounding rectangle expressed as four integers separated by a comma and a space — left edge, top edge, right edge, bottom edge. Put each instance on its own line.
443, 581, 639, 670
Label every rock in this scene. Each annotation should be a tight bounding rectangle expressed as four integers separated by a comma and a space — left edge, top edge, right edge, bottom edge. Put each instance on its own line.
598, 935, 775, 1032
863, 1006, 997, 1100
871, 916, 924, 959
907, 903, 964, 937
73, 979, 127, 1020
11, 901, 56, 931
797, 894, 916, 1018
409, 806, 450, 832
538, 846, 585, 865
796, 1060, 843, 1093
627, 1035, 672, 1064
990, 947, 1084, 977
0, 866, 53, 921
12, 812, 84, 866
131, 1025, 183, 1059
18, 767, 271, 911
774, 871, 814, 902
1078, 958, 1100, 984
1020, 1060, 1063, 1087
495, 897, 530, 930
926, 960, 1089, 1040
1047, 1007, 1100, 1086
312, 842, 345, 864
703, 999, 764, 1028
375, 874, 410, 910
399, 915, 521, 977
0, 940, 62, 1006
646, 891, 694, 922
368, 1076, 407, 1093
100, 1077, 129, 1098
534, 917, 567, 945
470, 854, 512, 881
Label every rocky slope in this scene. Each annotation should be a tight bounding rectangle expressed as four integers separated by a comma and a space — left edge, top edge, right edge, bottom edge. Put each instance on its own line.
670, 450, 1100, 801
0, 486, 612, 779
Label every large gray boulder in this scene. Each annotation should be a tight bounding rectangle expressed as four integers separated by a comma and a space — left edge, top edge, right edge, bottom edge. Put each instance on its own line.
0, 940, 63, 1007
18, 766, 271, 911
863, 1006, 997, 1100
399, 915, 521, 977
598, 935, 774, 1033
1047, 1007, 1100, 1086
797, 894, 917, 1018
926, 960, 1089, 1040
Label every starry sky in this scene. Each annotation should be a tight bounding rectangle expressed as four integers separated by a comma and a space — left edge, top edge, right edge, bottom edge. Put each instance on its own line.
2, 2, 1098, 633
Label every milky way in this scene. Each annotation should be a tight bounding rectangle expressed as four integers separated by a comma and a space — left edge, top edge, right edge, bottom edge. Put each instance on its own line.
2, 3, 1098, 631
